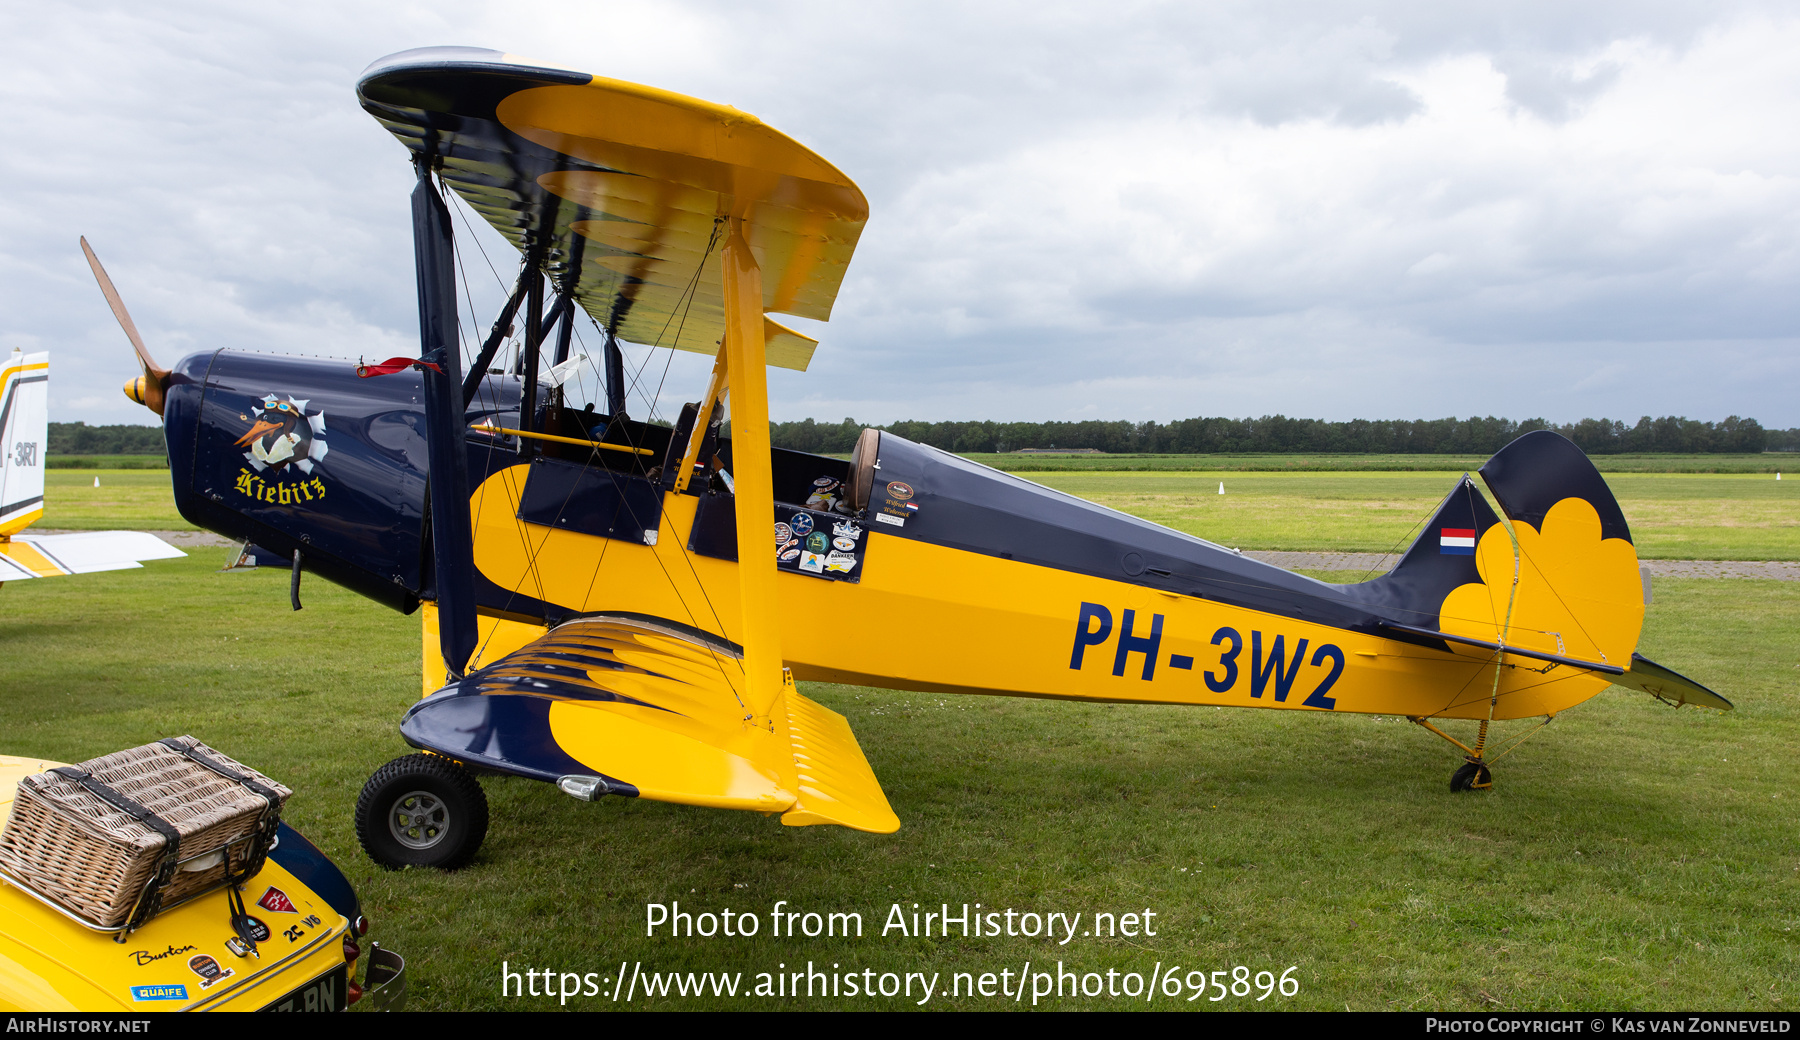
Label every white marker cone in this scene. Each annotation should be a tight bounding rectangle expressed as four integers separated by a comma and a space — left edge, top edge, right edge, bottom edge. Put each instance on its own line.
1218, 481, 1225, 495
93, 477, 100, 488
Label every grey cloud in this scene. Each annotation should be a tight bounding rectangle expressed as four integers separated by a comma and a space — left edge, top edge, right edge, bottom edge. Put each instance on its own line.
1497, 55, 1624, 121
4, 0, 1798, 432
1202, 60, 1423, 127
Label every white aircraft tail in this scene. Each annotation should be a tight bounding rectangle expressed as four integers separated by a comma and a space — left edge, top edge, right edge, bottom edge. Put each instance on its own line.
0, 349, 49, 537
0, 348, 186, 580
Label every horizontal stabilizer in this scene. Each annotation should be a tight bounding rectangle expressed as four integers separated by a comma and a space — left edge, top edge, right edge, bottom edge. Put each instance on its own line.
1614, 653, 1733, 711
0, 531, 185, 581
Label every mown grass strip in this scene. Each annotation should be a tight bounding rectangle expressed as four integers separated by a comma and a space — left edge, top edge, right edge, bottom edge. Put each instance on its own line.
1029, 471, 1799, 561
45, 455, 168, 469
963, 453, 1795, 474
39, 466, 1799, 560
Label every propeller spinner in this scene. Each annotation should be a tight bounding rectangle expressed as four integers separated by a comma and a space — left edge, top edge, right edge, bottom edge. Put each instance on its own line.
80, 236, 169, 415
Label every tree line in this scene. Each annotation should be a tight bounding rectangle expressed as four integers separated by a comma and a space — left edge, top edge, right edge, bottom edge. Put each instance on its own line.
50, 416, 1800, 457
48, 422, 166, 455
772, 415, 1799, 455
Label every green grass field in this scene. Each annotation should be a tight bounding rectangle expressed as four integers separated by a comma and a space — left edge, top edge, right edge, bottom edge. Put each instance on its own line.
45, 455, 168, 470
964, 453, 1794, 474
55, 452, 1795, 474
1024, 471, 1800, 561
2, 501, 1796, 1009
38, 470, 199, 531
40, 467, 1799, 561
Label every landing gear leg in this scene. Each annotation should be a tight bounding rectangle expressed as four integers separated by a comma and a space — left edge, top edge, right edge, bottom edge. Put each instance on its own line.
1409, 715, 1556, 793
1458, 719, 1496, 791
1410, 716, 1494, 792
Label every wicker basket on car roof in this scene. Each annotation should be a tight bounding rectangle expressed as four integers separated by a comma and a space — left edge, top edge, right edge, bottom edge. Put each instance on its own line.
0, 737, 290, 931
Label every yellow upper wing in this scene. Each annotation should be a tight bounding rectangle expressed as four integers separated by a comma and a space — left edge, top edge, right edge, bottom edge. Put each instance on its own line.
358, 48, 868, 370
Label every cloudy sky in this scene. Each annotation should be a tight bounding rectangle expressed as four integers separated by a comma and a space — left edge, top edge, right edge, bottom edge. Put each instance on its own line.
4, 1, 1797, 429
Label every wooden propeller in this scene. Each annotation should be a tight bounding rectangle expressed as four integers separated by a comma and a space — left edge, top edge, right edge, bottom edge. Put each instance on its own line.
80, 236, 169, 416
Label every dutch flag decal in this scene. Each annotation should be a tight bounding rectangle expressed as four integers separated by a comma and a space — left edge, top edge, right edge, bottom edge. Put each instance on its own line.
1439, 528, 1476, 555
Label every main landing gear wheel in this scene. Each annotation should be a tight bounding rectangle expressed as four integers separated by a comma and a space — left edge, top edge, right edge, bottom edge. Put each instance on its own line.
356, 754, 489, 870
1449, 761, 1493, 792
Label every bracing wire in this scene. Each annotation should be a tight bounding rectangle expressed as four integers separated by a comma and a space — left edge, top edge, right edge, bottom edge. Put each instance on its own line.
1356, 508, 1430, 583
444, 176, 513, 294
435, 188, 749, 705
438, 179, 544, 670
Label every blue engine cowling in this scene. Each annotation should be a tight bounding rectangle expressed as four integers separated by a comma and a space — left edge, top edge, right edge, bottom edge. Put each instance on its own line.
163, 349, 488, 613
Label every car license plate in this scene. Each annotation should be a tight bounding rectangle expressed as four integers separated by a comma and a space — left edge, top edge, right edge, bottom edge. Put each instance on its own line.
259, 963, 348, 1012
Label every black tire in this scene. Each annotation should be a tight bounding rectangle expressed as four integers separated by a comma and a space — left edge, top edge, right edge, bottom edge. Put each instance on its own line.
1449, 761, 1493, 792
355, 754, 488, 870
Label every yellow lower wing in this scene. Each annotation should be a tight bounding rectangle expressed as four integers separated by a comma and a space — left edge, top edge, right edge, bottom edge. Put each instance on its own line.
413, 616, 898, 833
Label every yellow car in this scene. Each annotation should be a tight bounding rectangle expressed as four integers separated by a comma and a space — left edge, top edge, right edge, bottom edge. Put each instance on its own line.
0, 756, 404, 1012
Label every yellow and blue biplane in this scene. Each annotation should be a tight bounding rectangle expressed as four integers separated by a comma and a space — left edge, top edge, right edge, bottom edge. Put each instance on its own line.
91, 47, 1728, 868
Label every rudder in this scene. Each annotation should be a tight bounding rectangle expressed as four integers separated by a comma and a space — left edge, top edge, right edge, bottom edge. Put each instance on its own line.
1441, 431, 1645, 668
0, 350, 49, 536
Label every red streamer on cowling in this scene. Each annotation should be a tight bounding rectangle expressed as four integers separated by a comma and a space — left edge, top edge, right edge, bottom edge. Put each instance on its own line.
356, 357, 443, 378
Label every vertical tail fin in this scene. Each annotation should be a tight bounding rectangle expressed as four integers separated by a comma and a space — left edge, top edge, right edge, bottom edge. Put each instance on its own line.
1456, 430, 1644, 668
1478, 430, 1632, 542
1346, 432, 1645, 672
1343, 474, 1504, 630
0, 350, 49, 536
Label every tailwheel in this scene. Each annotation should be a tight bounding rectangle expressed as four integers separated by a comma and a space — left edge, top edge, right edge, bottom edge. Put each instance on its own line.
1412, 715, 1553, 793
1449, 760, 1493, 792
356, 753, 489, 870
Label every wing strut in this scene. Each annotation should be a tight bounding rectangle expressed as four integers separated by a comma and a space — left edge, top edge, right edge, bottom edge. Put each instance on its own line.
714, 216, 888, 827
461, 266, 531, 407
672, 344, 727, 495
720, 217, 785, 725
550, 291, 577, 379
518, 261, 545, 450
411, 157, 478, 678
604, 329, 628, 420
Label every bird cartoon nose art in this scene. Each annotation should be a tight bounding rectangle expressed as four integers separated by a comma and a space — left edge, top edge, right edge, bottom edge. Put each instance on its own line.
235, 394, 328, 475
232, 394, 330, 506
